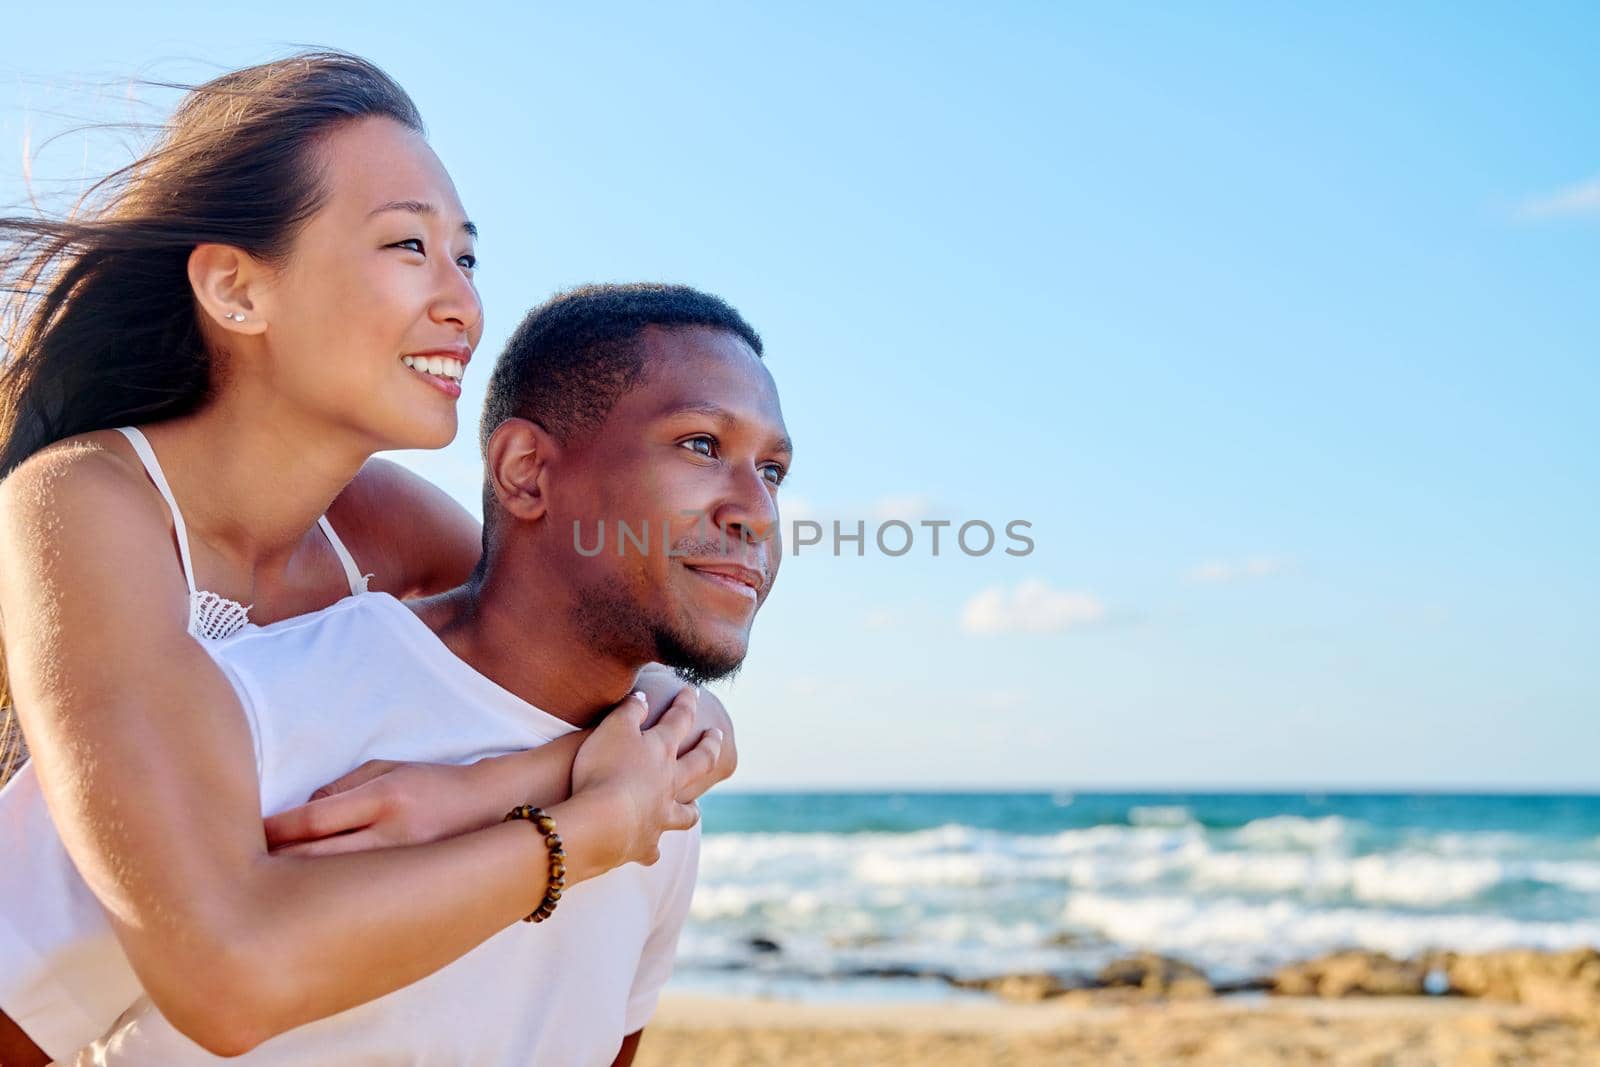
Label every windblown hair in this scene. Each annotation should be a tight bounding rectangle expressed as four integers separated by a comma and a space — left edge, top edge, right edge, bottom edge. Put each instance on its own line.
0, 50, 424, 786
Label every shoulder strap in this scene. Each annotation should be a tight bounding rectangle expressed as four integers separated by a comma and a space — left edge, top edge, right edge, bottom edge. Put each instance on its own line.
114, 426, 199, 595
317, 515, 370, 595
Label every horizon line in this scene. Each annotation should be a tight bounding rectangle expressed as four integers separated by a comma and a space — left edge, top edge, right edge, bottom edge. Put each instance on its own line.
708, 783, 1600, 796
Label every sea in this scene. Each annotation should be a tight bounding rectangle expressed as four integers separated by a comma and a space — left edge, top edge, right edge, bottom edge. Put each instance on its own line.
669, 791, 1600, 1002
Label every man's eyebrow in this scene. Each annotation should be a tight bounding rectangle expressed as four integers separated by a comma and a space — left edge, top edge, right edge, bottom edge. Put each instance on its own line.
368, 199, 478, 238
660, 401, 792, 455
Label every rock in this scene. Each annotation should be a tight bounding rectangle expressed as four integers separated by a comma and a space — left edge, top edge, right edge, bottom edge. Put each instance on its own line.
1272, 951, 1426, 998
746, 936, 783, 954
948, 971, 1075, 1002
992, 972, 1074, 1003
850, 964, 939, 981
1445, 948, 1600, 1016
1097, 953, 1214, 999
1211, 975, 1275, 995
1268, 947, 1600, 1017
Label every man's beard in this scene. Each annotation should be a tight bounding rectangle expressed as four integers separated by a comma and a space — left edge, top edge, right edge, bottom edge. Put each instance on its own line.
571, 574, 747, 687
652, 626, 745, 687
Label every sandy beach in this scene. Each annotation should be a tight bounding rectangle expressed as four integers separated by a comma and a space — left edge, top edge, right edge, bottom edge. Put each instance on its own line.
634, 993, 1600, 1066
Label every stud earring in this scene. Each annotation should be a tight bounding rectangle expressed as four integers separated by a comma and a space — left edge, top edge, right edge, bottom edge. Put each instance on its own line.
225, 311, 246, 322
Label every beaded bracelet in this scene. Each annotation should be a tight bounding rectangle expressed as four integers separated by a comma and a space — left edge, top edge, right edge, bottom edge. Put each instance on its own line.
503, 804, 566, 923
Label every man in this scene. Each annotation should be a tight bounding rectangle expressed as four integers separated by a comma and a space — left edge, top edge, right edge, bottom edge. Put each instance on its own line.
28, 283, 789, 1065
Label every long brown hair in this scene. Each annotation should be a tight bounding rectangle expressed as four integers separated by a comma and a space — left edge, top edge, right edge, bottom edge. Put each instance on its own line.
0, 51, 425, 786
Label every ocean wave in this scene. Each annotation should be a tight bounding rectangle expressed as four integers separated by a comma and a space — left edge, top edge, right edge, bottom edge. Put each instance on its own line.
679, 796, 1600, 996
1528, 861, 1600, 893
699, 824, 1600, 905
1429, 830, 1553, 857
1060, 892, 1600, 975
1189, 850, 1506, 904
1128, 805, 1195, 827
1233, 814, 1357, 849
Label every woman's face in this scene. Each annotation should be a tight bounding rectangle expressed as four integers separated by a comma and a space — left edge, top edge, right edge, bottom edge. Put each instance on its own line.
252, 116, 484, 452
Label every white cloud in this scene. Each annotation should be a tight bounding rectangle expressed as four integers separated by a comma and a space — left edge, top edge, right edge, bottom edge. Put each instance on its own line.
1186, 556, 1289, 584
1515, 176, 1600, 220
961, 580, 1107, 634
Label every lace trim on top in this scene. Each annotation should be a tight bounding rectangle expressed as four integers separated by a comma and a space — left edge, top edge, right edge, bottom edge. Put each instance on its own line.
191, 589, 255, 641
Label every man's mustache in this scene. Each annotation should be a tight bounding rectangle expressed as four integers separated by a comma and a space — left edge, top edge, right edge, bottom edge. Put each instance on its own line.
670, 536, 772, 587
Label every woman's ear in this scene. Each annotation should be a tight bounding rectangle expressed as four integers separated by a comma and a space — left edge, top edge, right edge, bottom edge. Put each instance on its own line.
188, 244, 268, 335
486, 418, 560, 525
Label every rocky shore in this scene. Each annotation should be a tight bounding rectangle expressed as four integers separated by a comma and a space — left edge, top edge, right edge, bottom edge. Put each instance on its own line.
1274, 947, 1600, 1017
945, 947, 1600, 1017
738, 936, 1600, 1017
641, 940, 1600, 1065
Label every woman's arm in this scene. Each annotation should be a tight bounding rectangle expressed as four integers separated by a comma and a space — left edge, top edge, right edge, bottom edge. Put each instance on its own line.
261, 731, 590, 856
262, 671, 736, 857
0, 449, 713, 1057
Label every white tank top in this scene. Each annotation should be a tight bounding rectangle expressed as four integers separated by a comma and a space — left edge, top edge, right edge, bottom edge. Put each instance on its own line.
112, 425, 370, 639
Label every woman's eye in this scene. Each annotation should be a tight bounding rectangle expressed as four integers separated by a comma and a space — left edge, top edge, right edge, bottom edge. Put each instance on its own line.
391, 238, 425, 255
457, 253, 478, 271
682, 437, 716, 458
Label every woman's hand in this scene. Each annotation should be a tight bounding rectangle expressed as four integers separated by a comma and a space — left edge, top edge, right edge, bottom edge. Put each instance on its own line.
263, 757, 526, 857
633, 667, 739, 796
571, 687, 721, 867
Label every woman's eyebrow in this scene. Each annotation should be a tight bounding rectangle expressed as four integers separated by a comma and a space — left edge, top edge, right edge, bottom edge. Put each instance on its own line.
368, 199, 478, 238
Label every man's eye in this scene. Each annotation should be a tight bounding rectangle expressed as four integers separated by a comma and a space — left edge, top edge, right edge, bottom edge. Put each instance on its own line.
682, 437, 716, 458
761, 464, 786, 486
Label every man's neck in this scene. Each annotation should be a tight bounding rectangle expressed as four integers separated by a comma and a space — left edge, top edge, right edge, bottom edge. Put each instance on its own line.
411, 563, 644, 730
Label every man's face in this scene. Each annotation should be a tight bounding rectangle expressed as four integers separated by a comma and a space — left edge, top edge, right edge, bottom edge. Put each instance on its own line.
550, 326, 791, 683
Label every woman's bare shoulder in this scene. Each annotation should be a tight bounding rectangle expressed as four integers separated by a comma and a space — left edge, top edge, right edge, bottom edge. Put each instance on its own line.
0, 430, 165, 532
0, 431, 192, 647
328, 458, 482, 599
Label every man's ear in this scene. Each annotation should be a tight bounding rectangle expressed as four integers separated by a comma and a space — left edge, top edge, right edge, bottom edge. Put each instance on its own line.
188, 243, 269, 336
486, 418, 560, 524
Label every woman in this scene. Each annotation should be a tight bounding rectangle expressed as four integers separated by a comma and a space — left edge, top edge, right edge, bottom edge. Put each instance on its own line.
0, 52, 733, 1063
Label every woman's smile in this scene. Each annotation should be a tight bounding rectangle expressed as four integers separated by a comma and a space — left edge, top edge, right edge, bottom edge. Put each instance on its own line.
401, 349, 468, 399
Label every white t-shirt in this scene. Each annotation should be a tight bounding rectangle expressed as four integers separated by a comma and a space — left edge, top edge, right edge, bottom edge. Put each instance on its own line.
0, 592, 699, 1066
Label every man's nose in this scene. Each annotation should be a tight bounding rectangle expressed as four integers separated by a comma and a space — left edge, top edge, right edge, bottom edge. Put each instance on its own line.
715, 464, 780, 548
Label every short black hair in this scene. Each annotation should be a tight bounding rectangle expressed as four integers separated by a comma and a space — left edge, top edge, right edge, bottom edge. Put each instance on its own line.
479, 283, 764, 450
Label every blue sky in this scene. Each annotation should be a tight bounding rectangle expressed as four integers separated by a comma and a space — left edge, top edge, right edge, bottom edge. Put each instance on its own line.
3, 3, 1596, 787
